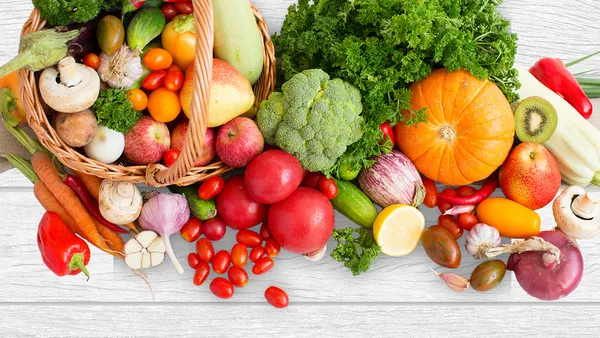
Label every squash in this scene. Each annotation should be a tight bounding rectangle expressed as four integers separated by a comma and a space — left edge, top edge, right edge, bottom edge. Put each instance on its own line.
395, 69, 515, 185
476, 197, 541, 239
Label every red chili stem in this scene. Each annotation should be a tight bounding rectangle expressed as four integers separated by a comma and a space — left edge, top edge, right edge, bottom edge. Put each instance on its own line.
437, 174, 498, 205
64, 174, 127, 234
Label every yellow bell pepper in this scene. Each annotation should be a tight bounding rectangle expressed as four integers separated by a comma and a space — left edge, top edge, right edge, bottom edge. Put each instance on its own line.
161, 14, 196, 70
0, 72, 26, 124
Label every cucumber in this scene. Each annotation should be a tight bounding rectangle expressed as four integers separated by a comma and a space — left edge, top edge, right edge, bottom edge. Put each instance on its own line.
331, 180, 377, 229
127, 8, 166, 51
168, 185, 217, 221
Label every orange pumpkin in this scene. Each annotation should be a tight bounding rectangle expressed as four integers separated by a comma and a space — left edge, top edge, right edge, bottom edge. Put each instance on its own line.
395, 69, 514, 185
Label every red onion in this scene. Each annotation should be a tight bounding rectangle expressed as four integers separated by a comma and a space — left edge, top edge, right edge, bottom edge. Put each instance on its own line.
507, 231, 583, 301
358, 150, 424, 207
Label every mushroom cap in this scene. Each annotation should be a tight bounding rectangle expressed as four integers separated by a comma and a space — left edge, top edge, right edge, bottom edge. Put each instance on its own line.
39, 63, 100, 113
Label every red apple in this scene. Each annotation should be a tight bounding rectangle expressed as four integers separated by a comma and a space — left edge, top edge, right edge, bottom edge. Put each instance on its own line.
216, 117, 264, 168
499, 142, 561, 210
171, 121, 216, 167
124, 116, 170, 165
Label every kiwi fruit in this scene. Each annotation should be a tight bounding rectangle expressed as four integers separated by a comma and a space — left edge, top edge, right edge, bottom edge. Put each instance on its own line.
514, 97, 558, 144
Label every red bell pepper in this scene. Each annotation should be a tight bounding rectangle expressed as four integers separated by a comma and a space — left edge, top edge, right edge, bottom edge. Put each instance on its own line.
529, 58, 593, 119
37, 211, 91, 280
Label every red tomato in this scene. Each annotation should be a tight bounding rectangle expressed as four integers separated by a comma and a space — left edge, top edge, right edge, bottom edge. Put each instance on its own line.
422, 177, 438, 208
317, 176, 338, 199
142, 70, 167, 90
188, 252, 200, 269
174, 1, 193, 14
236, 230, 263, 247
264, 238, 280, 258
227, 266, 249, 288
259, 222, 271, 240
143, 48, 173, 71
164, 69, 184, 91
212, 250, 231, 274
438, 215, 463, 239
438, 188, 457, 214
196, 238, 214, 263
244, 150, 304, 204
458, 213, 479, 231
180, 217, 202, 242
230, 243, 248, 268
83, 53, 100, 70
264, 286, 289, 308
215, 175, 268, 230
302, 172, 322, 190
210, 277, 234, 299
163, 149, 180, 167
161, 4, 178, 21
457, 185, 477, 196
249, 246, 265, 263
203, 218, 226, 241
198, 176, 225, 200
379, 121, 396, 147
252, 256, 274, 275
193, 262, 210, 286
166, 64, 182, 73
268, 188, 334, 254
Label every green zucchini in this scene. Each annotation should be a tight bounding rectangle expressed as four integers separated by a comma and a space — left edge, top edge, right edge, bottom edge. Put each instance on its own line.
331, 180, 377, 228
126, 8, 166, 51
168, 185, 217, 221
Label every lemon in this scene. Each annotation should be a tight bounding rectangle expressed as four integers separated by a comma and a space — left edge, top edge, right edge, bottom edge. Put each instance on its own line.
373, 204, 425, 257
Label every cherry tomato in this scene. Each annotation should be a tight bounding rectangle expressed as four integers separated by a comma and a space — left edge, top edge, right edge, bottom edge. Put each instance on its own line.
203, 218, 226, 241
163, 149, 181, 167
227, 266, 249, 288
438, 215, 463, 239
379, 121, 396, 147
148, 87, 181, 123
126, 88, 148, 111
174, 1, 193, 14
143, 48, 173, 71
161, 3, 178, 21
142, 70, 167, 90
210, 277, 234, 299
164, 69, 184, 91
198, 176, 225, 200
264, 286, 289, 308
249, 246, 265, 263
458, 213, 479, 231
83, 53, 100, 70
259, 222, 271, 240
252, 256, 274, 275
236, 230, 263, 247
264, 238, 280, 258
457, 185, 477, 197
212, 250, 231, 274
422, 177, 438, 208
193, 262, 210, 286
196, 238, 214, 263
166, 64, 182, 73
438, 188, 456, 214
188, 252, 200, 269
180, 217, 202, 242
317, 176, 338, 199
230, 243, 248, 268
303, 172, 322, 190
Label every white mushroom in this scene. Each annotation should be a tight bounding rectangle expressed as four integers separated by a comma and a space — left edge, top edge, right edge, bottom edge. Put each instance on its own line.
553, 185, 600, 240
124, 231, 166, 270
39, 56, 100, 113
99, 179, 143, 225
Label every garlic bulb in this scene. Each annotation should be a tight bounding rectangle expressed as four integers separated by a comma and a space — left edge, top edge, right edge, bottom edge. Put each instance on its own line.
99, 179, 143, 224
97, 45, 143, 88
124, 231, 166, 270
465, 223, 502, 259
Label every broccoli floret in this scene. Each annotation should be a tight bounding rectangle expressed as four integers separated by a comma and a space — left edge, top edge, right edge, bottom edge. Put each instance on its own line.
257, 69, 364, 173
32, 0, 103, 26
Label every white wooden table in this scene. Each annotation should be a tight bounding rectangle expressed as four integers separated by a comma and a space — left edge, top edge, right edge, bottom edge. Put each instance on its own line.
1, 0, 600, 336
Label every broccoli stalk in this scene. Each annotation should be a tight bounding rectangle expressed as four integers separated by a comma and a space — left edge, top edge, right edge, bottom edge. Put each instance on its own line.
0, 29, 80, 79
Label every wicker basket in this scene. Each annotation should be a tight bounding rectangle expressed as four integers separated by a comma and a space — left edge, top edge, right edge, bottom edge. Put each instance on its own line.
19, 0, 276, 187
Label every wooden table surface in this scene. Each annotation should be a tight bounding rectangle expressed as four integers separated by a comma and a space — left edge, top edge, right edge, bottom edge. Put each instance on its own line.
1, 0, 600, 336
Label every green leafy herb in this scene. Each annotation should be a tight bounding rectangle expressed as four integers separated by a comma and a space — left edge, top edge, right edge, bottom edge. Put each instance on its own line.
92, 88, 142, 134
331, 227, 382, 276
274, 0, 519, 177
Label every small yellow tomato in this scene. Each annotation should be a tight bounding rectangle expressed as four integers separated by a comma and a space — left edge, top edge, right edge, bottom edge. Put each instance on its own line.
126, 88, 148, 111
148, 88, 181, 122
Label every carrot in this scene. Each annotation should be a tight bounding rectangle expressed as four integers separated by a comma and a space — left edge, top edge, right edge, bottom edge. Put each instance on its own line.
33, 181, 81, 235
93, 218, 125, 257
31, 151, 111, 252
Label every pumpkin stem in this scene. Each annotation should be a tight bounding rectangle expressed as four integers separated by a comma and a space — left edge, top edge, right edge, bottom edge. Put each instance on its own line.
437, 124, 456, 144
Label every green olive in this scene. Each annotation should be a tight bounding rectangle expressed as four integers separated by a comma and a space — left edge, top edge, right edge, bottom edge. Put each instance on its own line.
97, 15, 125, 55
470, 259, 507, 292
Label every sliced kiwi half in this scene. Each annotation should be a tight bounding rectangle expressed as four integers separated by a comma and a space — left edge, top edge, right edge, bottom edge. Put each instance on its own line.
514, 97, 558, 144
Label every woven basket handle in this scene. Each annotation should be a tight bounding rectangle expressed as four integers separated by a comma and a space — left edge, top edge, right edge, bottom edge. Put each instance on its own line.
147, 0, 212, 187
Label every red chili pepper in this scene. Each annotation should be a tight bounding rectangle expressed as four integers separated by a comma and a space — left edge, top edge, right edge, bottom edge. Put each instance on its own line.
529, 58, 593, 119
379, 121, 396, 146
63, 174, 127, 234
37, 211, 91, 280
437, 174, 498, 205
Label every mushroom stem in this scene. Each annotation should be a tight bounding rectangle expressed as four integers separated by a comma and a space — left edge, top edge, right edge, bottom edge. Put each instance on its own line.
572, 193, 600, 219
58, 57, 81, 87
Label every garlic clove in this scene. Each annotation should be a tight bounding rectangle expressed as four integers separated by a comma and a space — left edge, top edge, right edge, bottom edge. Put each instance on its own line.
304, 244, 327, 262
150, 252, 165, 267
125, 252, 143, 270
141, 252, 152, 269
148, 236, 166, 253
136, 231, 159, 248
124, 237, 143, 253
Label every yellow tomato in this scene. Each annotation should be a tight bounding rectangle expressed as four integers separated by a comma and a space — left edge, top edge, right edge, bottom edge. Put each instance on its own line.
148, 88, 181, 123
476, 198, 541, 238
161, 15, 196, 70
126, 88, 148, 111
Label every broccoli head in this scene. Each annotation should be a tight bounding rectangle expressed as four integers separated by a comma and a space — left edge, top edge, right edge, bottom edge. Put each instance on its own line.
257, 69, 364, 173
32, 0, 103, 26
